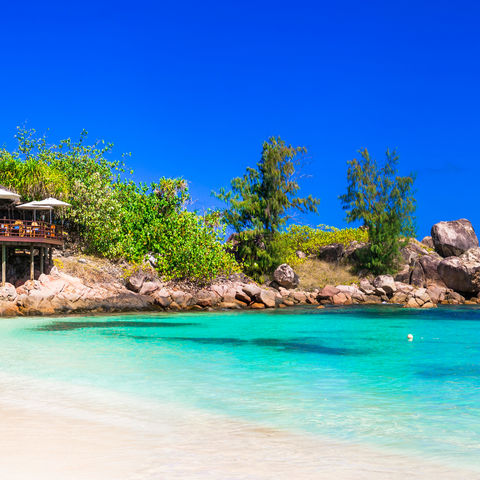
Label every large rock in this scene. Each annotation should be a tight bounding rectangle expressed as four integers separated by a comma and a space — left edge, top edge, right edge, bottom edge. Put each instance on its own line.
273, 264, 299, 289
363, 294, 382, 304
171, 290, 194, 308
359, 278, 374, 294
292, 291, 307, 304
316, 285, 340, 303
152, 288, 172, 308
431, 219, 479, 257
195, 289, 220, 307
336, 285, 361, 296
0, 301, 20, 316
418, 254, 445, 287
336, 285, 364, 303
421, 236, 434, 249
126, 272, 146, 293
235, 289, 251, 304
410, 261, 425, 287
390, 291, 408, 304
255, 289, 276, 308
342, 241, 368, 263
0, 283, 17, 302
460, 247, 480, 263
438, 250, 480, 293
394, 265, 411, 284
317, 244, 344, 263
400, 239, 430, 266
403, 288, 435, 308
139, 281, 162, 296
372, 275, 396, 295
395, 282, 414, 294
426, 285, 447, 304
242, 284, 261, 299
332, 292, 352, 305
443, 290, 465, 305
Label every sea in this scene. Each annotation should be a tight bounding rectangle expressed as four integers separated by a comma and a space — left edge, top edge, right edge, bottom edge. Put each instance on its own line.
0, 305, 478, 477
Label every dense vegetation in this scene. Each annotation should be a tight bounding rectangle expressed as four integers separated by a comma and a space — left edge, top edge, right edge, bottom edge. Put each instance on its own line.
279, 224, 368, 265
339, 148, 416, 274
215, 136, 320, 280
0, 128, 238, 281
0, 128, 416, 282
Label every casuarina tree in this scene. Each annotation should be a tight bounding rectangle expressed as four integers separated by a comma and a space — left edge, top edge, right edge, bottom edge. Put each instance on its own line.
214, 136, 320, 279
339, 148, 416, 274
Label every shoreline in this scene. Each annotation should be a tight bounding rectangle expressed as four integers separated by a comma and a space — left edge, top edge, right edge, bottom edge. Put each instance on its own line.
0, 371, 478, 480
2, 300, 480, 320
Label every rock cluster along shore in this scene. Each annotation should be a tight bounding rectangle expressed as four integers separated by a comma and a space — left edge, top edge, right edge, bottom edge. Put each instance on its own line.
0, 218, 479, 316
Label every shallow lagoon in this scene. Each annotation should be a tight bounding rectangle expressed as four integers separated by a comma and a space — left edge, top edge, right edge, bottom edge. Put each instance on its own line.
0, 305, 479, 474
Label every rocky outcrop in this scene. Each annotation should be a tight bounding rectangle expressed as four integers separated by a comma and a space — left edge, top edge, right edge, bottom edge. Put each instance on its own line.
438, 248, 480, 294
126, 272, 146, 293
372, 275, 396, 295
342, 241, 368, 263
0, 283, 17, 302
359, 278, 375, 294
12, 269, 154, 316
395, 241, 446, 288
400, 240, 430, 266
431, 219, 479, 257
317, 285, 340, 303
418, 254, 445, 287
273, 264, 299, 289
318, 244, 344, 262
403, 288, 436, 309
421, 236, 434, 249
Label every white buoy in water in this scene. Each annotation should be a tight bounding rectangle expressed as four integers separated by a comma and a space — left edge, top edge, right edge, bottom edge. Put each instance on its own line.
407, 333, 413, 341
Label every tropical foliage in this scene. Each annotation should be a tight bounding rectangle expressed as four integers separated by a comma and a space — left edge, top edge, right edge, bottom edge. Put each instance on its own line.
0, 128, 238, 281
339, 148, 416, 274
279, 224, 368, 264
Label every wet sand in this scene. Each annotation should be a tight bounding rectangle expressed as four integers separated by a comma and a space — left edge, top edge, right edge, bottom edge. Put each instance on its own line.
0, 385, 478, 480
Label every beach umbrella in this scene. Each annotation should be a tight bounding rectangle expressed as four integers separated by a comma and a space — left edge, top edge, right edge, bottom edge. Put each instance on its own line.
16, 201, 53, 221
34, 197, 71, 208
34, 197, 71, 223
0, 187, 20, 201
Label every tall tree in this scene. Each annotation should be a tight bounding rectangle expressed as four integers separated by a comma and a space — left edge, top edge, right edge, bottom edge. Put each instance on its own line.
339, 148, 416, 274
215, 136, 320, 278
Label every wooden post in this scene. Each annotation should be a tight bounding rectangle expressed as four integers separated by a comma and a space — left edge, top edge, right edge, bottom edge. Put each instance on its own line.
30, 245, 34, 281
40, 248, 44, 275
49, 248, 53, 266
1, 245, 5, 287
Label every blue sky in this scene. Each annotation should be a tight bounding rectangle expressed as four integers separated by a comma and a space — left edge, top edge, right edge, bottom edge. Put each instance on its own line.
0, 0, 478, 237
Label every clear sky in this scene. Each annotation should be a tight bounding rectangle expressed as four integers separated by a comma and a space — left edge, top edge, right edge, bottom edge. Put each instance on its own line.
0, 0, 478, 237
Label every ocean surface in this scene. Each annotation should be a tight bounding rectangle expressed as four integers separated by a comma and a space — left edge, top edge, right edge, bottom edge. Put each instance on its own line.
0, 305, 479, 473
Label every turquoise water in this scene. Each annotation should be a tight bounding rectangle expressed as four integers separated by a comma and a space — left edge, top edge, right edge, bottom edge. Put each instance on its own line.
0, 306, 479, 469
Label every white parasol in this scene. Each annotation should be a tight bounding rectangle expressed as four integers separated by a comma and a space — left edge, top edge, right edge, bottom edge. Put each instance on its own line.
28, 197, 71, 223
0, 187, 21, 201
33, 197, 71, 208
16, 201, 53, 221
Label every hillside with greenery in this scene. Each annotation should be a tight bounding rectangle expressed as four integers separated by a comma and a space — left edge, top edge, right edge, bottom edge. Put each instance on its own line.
0, 128, 238, 281
0, 128, 416, 284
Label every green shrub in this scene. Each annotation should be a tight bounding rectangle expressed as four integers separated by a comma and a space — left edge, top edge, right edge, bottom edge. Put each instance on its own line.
279, 224, 368, 265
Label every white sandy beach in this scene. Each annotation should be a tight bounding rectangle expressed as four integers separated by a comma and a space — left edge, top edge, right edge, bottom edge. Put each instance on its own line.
0, 373, 477, 480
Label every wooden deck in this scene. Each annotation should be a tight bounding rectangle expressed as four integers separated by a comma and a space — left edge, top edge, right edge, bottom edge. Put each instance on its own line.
0, 220, 63, 247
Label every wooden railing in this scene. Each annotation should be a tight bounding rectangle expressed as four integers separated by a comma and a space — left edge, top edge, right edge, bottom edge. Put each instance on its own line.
0, 220, 63, 242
